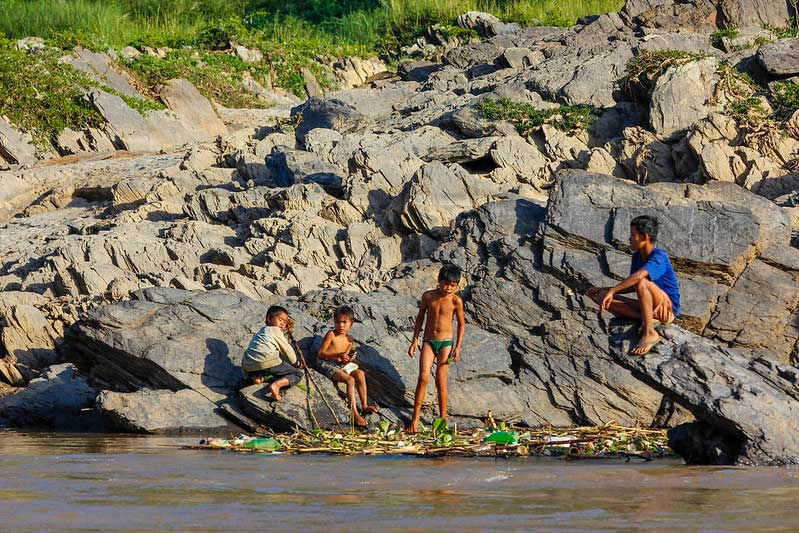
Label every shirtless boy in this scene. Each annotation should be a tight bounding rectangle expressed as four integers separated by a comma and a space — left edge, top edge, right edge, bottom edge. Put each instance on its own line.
406, 264, 466, 433
316, 305, 379, 428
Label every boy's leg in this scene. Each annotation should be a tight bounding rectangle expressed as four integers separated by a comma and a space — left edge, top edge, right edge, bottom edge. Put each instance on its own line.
434, 345, 453, 420
267, 377, 290, 401
353, 369, 378, 414
266, 362, 303, 401
587, 288, 641, 320
407, 343, 435, 433
332, 370, 367, 427
631, 279, 668, 355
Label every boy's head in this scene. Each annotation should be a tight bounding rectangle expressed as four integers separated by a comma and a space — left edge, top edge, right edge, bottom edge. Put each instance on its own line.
437, 264, 462, 294
629, 215, 658, 251
265, 305, 290, 330
333, 305, 354, 334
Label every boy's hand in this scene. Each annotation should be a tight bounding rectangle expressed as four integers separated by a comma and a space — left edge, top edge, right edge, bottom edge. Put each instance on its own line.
452, 347, 461, 362
408, 341, 418, 358
600, 289, 615, 312
340, 353, 351, 363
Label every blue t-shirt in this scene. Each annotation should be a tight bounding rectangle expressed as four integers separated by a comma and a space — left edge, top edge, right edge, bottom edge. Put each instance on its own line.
630, 248, 681, 316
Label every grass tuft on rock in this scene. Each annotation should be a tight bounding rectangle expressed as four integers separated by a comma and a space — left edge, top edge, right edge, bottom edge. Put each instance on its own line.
772, 81, 799, 119
710, 27, 739, 48
0, 36, 105, 146
475, 97, 599, 134
619, 50, 707, 101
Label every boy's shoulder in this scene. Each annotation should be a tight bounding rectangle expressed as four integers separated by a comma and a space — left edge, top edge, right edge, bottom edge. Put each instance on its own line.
422, 288, 439, 300
653, 247, 673, 261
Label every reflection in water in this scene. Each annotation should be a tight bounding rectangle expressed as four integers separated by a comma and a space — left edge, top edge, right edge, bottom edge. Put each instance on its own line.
1, 430, 798, 530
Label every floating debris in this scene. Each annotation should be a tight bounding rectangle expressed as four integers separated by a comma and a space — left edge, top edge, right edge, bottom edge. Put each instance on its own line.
184, 420, 672, 460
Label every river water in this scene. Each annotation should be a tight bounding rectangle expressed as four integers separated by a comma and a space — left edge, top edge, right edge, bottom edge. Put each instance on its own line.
1, 431, 798, 531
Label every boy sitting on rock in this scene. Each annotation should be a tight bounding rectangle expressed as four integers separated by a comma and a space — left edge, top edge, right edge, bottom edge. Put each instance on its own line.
586, 215, 680, 355
241, 305, 304, 401
315, 305, 379, 428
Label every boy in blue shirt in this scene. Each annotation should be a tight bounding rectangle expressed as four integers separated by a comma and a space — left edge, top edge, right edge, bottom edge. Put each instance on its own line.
587, 215, 680, 355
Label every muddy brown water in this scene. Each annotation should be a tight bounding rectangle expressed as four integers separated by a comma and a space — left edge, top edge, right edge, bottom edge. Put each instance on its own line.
1, 430, 798, 531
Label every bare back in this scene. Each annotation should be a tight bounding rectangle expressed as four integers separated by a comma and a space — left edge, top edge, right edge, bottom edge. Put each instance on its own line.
421, 289, 462, 340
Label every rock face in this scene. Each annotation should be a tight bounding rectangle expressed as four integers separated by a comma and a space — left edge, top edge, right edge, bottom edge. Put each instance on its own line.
98, 388, 233, 433
757, 37, 799, 76
0, 118, 38, 169
648, 58, 717, 137
0, 364, 98, 429
612, 326, 799, 466
1, 0, 799, 462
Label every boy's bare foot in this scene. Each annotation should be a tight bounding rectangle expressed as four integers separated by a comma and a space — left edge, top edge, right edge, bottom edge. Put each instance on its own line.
354, 414, 369, 428
252, 376, 265, 385
404, 423, 418, 434
268, 382, 283, 401
362, 404, 379, 414
631, 332, 661, 356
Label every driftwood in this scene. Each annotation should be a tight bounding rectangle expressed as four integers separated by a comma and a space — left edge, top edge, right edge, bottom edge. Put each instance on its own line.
183, 422, 672, 460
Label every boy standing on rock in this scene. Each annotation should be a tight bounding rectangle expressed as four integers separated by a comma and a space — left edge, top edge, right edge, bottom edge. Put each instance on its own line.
587, 215, 681, 355
241, 305, 304, 401
406, 264, 466, 433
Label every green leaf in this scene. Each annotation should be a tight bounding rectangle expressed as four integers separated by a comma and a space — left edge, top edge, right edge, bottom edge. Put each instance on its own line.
432, 417, 448, 436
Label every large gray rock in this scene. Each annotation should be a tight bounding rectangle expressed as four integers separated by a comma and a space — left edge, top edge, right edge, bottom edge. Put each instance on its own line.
158, 78, 227, 141
98, 388, 233, 433
0, 364, 97, 429
757, 37, 799, 76
717, 0, 794, 30
648, 58, 718, 138
612, 326, 799, 465
239, 379, 352, 432
61, 47, 143, 99
63, 288, 268, 400
292, 97, 369, 144
266, 147, 344, 192
0, 118, 38, 169
392, 161, 499, 239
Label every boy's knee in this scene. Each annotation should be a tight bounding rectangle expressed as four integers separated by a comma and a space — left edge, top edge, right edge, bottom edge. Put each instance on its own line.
417, 373, 430, 386
587, 288, 605, 304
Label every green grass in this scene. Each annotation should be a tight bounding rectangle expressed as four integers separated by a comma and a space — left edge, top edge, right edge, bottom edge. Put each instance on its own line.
0, 0, 626, 140
0, 35, 163, 146
772, 82, 799, 119
764, 20, 799, 39
475, 97, 599, 133
0, 36, 104, 145
710, 27, 738, 48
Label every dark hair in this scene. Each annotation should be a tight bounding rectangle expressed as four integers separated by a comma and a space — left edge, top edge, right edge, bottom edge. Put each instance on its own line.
266, 305, 289, 320
438, 264, 462, 283
334, 305, 354, 321
630, 215, 658, 242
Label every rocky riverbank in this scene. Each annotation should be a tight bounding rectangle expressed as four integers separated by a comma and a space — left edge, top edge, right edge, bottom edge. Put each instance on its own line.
1, 0, 799, 465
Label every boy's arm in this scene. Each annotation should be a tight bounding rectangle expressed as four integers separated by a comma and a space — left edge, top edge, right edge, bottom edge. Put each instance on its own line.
274, 328, 298, 365
600, 269, 649, 311
317, 331, 348, 362
408, 295, 428, 358
453, 296, 466, 361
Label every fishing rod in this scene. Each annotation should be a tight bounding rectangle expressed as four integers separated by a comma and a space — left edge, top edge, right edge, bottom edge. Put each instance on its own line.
286, 319, 345, 431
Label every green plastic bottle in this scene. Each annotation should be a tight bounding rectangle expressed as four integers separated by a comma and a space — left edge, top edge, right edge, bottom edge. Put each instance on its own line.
484, 431, 518, 445
242, 437, 280, 450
